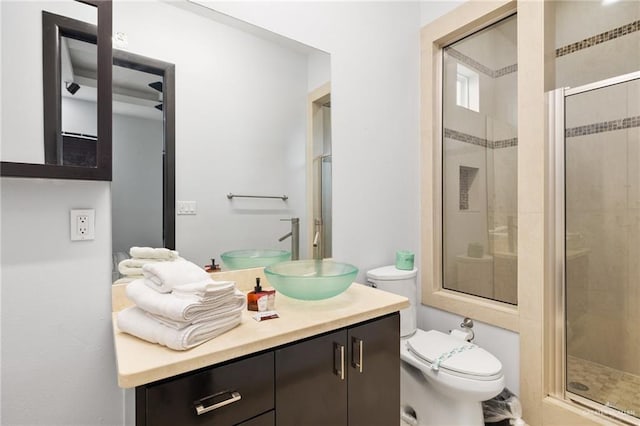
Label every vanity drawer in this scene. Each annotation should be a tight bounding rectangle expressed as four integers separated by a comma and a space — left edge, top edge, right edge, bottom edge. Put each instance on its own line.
237, 410, 274, 426
141, 352, 274, 426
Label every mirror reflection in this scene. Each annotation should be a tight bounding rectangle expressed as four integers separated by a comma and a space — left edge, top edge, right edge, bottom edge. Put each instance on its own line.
1, 1, 98, 165
109, 0, 331, 278
442, 14, 518, 305
60, 34, 98, 166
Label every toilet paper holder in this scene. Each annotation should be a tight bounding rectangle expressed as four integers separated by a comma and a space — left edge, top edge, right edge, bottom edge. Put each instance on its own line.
449, 317, 475, 342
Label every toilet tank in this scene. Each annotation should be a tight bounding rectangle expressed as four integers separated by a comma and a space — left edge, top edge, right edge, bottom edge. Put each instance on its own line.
366, 265, 417, 337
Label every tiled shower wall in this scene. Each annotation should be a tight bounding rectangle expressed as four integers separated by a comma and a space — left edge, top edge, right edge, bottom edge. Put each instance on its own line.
555, 0, 640, 377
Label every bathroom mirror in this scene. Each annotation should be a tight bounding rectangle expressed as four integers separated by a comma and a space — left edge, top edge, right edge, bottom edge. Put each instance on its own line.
109, 0, 331, 274
441, 14, 518, 305
0, 0, 112, 180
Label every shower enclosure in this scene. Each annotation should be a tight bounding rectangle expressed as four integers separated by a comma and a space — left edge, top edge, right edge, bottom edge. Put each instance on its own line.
550, 71, 640, 423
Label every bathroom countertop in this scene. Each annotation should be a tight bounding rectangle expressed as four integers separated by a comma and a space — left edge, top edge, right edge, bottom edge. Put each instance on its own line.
112, 282, 409, 388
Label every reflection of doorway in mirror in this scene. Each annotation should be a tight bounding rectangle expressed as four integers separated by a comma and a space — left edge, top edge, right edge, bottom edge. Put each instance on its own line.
110, 53, 174, 282
308, 83, 332, 259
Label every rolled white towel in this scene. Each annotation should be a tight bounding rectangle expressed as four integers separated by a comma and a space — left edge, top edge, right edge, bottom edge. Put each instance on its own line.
130, 246, 179, 260
117, 306, 241, 350
142, 260, 210, 293
126, 279, 241, 322
148, 297, 245, 330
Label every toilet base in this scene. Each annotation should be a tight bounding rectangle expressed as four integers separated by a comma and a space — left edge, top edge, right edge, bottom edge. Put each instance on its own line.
401, 361, 485, 426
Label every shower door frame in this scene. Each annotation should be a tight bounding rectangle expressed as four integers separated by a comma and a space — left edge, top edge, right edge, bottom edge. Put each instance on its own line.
548, 70, 640, 426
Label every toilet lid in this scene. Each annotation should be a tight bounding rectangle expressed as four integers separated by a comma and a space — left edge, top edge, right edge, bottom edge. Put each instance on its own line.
406, 330, 502, 378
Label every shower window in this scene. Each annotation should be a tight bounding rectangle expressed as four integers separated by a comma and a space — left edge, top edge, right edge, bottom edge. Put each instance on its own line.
441, 14, 518, 304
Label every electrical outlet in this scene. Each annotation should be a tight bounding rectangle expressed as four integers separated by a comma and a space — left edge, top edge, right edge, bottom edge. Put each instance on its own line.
70, 209, 95, 241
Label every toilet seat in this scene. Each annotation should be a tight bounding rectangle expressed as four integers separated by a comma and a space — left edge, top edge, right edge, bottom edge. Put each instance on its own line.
404, 329, 502, 381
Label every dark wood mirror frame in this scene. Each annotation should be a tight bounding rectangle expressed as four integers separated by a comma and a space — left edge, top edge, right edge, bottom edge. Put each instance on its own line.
0, 0, 112, 180
112, 49, 176, 249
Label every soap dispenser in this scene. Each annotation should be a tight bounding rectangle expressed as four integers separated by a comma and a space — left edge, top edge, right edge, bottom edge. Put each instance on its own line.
247, 278, 268, 312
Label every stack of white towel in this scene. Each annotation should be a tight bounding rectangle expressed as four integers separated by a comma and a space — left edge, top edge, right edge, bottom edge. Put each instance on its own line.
117, 259, 244, 350
117, 246, 180, 279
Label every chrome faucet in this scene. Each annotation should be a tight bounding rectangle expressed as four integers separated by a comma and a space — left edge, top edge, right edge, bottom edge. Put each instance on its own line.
279, 217, 299, 260
313, 218, 322, 260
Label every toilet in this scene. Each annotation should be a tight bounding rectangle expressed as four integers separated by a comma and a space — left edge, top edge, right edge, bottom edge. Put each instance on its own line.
366, 265, 505, 426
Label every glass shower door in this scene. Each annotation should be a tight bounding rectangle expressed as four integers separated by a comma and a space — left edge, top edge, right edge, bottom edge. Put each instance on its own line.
564, 74, 640, 420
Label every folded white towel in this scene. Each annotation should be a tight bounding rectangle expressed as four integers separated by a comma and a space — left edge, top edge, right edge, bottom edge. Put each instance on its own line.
130, 246, 179, 260
117, 306, 241, 350
126, 279, 242, 322
142, 260, 210, 293
118, 258, 168, 276
172, 280, 238, 300
147, 297, 245, 330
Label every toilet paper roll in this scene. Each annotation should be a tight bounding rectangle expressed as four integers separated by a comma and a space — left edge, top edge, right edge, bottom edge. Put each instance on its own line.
450, 329, 473, 342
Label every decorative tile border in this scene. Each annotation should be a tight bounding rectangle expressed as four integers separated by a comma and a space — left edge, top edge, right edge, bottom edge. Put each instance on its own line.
566, 115, 640, 138
444, 128, 518, 149
444, 128, 490, 147
493, 137, 518, 149
445, 47, 518, 79
556, 20, 640, 58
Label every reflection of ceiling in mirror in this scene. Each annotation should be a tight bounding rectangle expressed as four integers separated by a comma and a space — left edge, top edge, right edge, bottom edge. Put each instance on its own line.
62, 37, 163, 121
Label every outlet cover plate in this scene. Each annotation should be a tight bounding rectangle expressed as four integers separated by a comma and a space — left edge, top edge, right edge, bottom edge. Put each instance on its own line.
70, 209, 95, 241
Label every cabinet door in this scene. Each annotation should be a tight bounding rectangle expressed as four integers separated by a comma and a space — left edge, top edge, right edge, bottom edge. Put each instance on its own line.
347, 313, 400, 426
275, 330, 348, 426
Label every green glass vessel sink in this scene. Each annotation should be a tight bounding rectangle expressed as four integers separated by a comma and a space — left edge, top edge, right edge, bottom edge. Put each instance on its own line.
264, 260, 358, 300
220, 249, 291, 270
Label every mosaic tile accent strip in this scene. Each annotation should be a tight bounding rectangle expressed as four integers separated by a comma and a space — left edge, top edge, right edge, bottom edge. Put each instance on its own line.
567, 355, 640, 419
565, 115, 640, 138
459, 166, 478, 210
444, 128, 518, 149
556, 20, 640, 58
444, 128, 490, 147
445, 47, 518, 79
492, 137, 518, 149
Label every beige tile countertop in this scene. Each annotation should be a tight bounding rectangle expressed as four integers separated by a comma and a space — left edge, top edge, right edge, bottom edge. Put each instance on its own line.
112, 275, 409, 388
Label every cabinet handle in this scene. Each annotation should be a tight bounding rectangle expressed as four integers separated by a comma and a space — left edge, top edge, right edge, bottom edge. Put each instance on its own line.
333, 342, 345, 380
194, 390, 241, 416
352, 337, 363, 373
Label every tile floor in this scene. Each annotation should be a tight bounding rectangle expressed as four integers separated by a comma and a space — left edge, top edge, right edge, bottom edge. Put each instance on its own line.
567, 355, 640, 420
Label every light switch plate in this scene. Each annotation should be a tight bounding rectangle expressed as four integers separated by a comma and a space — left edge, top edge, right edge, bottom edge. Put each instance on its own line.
70, 209, 95, 241
177, 201, 197, 215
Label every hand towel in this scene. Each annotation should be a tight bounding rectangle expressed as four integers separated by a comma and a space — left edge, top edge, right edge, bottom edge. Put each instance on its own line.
130, 246, 179, 260
142, 260, 210, 293
118, 258, 168, 276
126, 279, 242, 322
117, 306, 241, 350
172, 280, 238, 300
147, 297, 245, 330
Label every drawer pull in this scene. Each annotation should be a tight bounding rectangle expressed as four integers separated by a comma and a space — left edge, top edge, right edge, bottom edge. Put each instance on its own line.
194, 390, 242, 416
352, 337, 363, 373
334, 342, 345, 381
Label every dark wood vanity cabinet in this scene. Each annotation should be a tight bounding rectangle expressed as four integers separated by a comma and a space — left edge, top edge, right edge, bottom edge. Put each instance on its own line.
135, 313, 399, 426
275, 313, 400, 426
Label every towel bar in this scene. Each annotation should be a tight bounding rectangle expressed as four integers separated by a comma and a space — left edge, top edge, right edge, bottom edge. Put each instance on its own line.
226, 193, 288, 201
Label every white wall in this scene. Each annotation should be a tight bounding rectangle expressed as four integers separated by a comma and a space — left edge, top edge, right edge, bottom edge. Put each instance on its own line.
0, 179, 122, 425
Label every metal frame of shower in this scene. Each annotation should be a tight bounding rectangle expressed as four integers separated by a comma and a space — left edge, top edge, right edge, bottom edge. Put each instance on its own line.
548, 70, 640, 426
